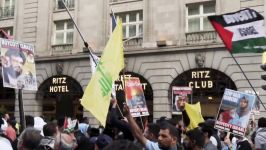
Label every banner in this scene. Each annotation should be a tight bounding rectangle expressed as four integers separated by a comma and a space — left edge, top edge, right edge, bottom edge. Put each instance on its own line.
125, 77, 149, 117
172, 86, 192, 114
1, 38, 37, 90
215, 89, 255, 136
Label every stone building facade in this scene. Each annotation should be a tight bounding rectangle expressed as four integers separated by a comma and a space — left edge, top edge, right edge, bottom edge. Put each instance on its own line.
0, 0, 265, 125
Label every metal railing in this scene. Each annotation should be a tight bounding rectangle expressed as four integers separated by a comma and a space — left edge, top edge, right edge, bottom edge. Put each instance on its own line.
54, 0, 74, 11
0, 6, 14, 19
51, 43, 73, 55
110, 0, 140, 2
185, 31, 217, 45
123, 37, 143, 48
110, 0, 123, 2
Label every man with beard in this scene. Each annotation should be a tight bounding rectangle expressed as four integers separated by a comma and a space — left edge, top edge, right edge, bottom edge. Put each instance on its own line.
124, 105, 179, 150
1, 48, 26, 88
229, 97, 251, 128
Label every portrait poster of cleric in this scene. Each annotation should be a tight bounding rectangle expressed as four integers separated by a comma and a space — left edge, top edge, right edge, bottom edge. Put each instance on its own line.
172, 86, 192, 114
125, 77, 149, 117
0, 38, 37, 90
214, 88, 255, 136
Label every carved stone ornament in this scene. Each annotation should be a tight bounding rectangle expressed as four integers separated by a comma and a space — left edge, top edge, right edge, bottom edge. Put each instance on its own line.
56, 63, 64, 75
195, 53, 205, 68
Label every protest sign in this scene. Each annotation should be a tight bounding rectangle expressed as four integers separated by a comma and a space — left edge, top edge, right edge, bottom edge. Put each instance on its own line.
172, 86, 192, 114
1, 38, 37, 90
215, 89, 255, 136
125, 77, 149, 117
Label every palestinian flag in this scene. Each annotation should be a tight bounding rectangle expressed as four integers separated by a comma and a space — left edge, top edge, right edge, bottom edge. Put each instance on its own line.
208, 8, 266, 53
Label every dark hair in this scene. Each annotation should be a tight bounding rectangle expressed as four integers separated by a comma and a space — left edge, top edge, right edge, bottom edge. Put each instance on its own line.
19, 128, 42, 150
43, 122, 57, 136
147, 123, 160, 138
160, 122, 179, 138
186, 128, 205, 148
88, 127, 100, 137
81, 117, 89, 123
96, 134, 113, 150
103, 140, 142, 150
25, 115, 34, 127
258, 117, 266, 128
5, 49, 26, 64
0, 118, 3, 128
200, 124, 213, 138
57, 117, 65, 128
156, 116, 167, 124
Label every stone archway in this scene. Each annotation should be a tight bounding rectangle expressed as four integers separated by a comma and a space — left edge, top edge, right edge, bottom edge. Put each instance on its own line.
169, 68, 237, 118
36, 75, 83, 120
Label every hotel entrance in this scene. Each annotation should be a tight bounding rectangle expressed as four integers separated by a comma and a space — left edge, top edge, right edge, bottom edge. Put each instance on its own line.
170, 68, 237, 118
0, 78, 15, 117
37, 75, 83, 120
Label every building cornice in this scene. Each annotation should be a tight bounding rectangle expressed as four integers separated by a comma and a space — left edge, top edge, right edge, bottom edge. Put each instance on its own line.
35, 43, 226, 62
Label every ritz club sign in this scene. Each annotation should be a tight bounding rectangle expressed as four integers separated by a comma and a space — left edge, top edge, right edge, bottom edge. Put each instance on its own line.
188, 70, 213, 89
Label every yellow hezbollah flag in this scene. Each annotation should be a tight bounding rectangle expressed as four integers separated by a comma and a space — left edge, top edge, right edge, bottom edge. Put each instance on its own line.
185, 102, 204, 130
81, 19, 124, 127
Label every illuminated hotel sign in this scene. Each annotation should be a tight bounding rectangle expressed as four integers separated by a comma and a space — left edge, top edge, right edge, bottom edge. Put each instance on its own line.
115, 74, 147, 91
188, 70, 213, 89
49, 77, 69, 93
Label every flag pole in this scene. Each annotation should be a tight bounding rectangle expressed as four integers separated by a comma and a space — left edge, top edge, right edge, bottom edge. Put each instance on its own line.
60, 0, 97, 64
229, 52, 266, 111
18, 89, 26, 130
62, 1, 125, 117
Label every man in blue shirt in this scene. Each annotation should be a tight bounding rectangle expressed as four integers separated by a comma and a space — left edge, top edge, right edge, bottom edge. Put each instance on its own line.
124, 105, 179, 150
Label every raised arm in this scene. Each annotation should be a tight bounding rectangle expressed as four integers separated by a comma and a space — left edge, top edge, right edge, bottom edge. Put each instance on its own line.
124, 104, 147, 146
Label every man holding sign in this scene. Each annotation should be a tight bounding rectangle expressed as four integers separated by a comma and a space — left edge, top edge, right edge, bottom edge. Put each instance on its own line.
215, 89, 255, 136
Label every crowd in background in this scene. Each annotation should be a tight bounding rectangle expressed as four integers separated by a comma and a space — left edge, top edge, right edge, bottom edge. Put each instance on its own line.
0, 99, 265, 150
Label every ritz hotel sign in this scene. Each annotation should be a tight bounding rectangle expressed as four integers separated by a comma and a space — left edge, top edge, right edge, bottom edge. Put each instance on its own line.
188, 70, 213, 89
49, 77, 69, 93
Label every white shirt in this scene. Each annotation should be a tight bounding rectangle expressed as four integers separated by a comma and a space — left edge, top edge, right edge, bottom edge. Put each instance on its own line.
0, 136, 13, 150
210, 136, 218, 146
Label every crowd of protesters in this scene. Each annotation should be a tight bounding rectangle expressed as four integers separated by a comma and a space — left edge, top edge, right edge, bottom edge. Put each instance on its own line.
0, 98, 265, 150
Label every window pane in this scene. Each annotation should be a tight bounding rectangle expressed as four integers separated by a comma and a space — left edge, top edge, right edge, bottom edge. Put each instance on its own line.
129, 12, 136, 22
139, 24, 143, 37
5, 0, 10, 7
56, 33, 64, 44
57, 0, 65, 9
66, 0, 74, 8
122, 26, 126, 38
66, 32, 73, 43
56, 21, 64, 30
129, 25, 136, 37
119, 13, 127, 23
204, 3, 215, 14
67, 21, 74, 29
139, 11, 143, 21
203, 17, 213, 31
188, 18, 200, 32
188, 5, 199, 16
